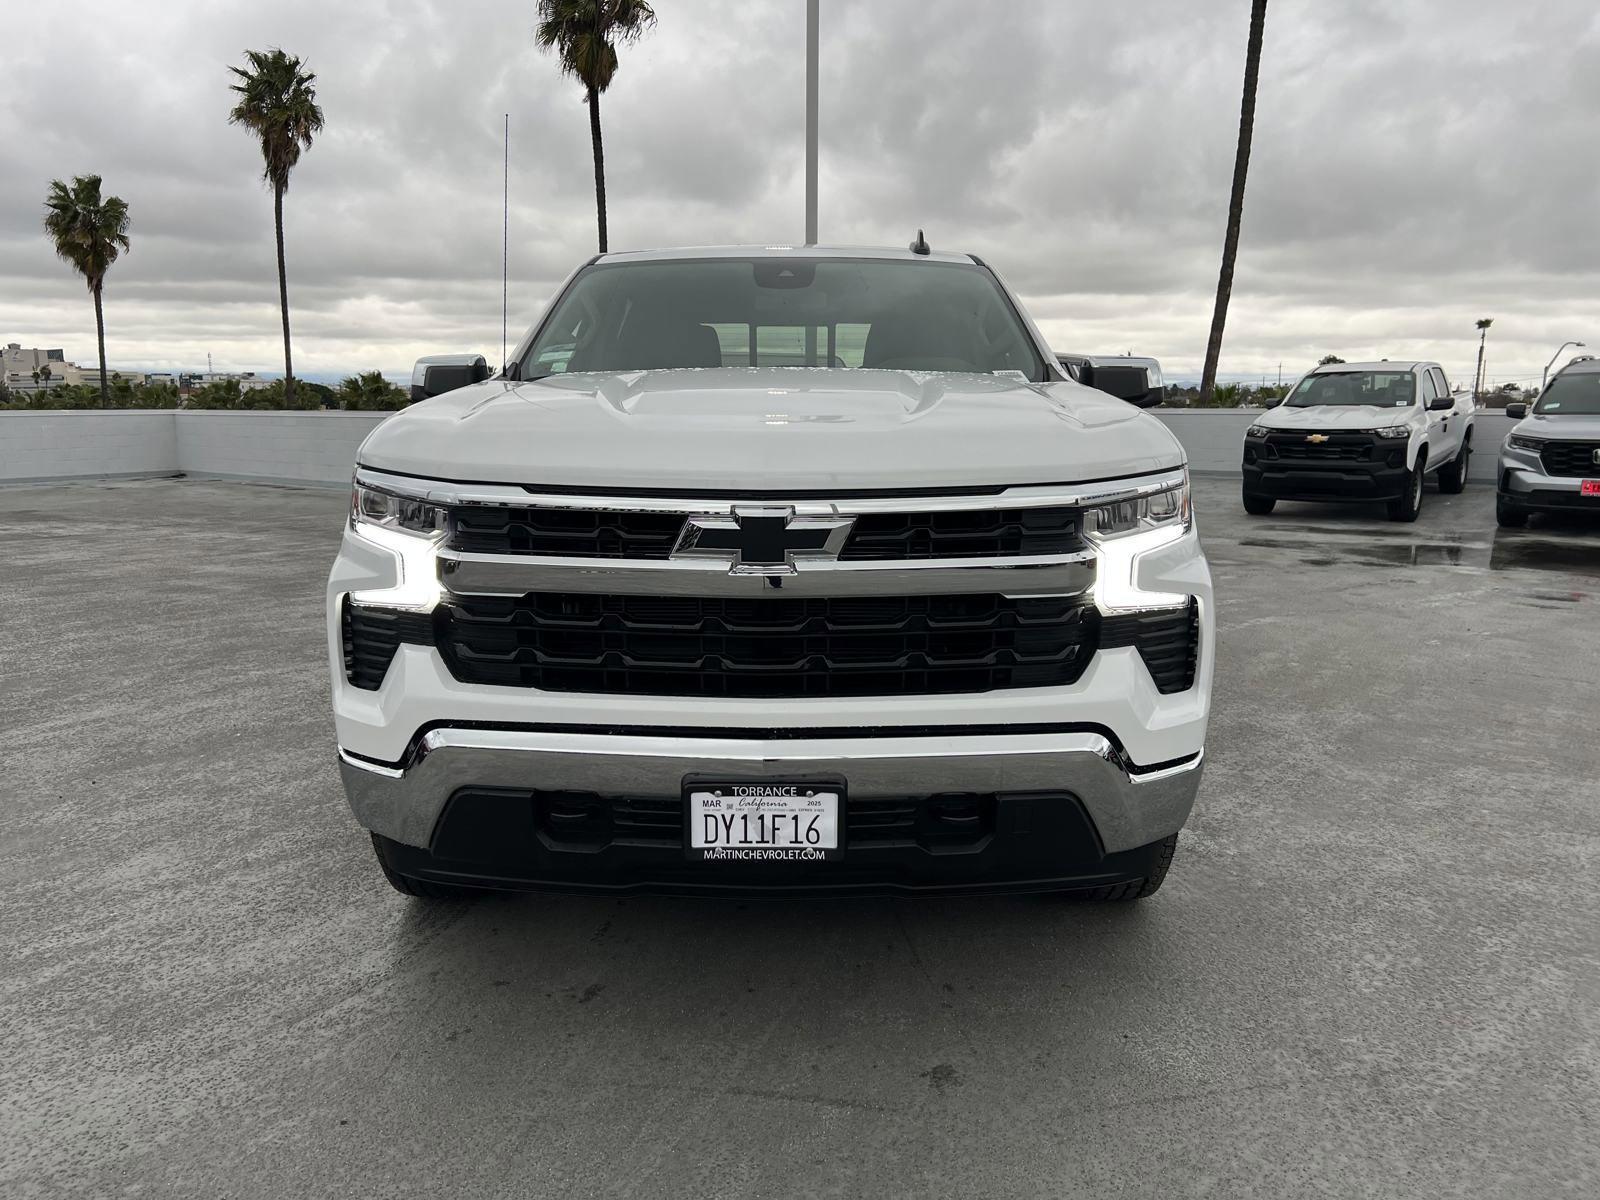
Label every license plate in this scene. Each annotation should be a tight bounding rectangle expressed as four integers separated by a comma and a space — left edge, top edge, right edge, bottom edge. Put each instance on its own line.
1582, 480, 1600, 497
686, 783, 841, 862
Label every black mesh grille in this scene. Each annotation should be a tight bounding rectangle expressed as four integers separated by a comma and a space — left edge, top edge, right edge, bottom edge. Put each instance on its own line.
839, 507, 1082, 560
446, 504, 1084, 561
447, 506, 684, 558
341, 601, 436, 690
1539, 441, 1600, 478
532, 790, 995, 850
1100, 601, 1199, 694
437, 592, 1099, 698
1264, 433, 1375, 461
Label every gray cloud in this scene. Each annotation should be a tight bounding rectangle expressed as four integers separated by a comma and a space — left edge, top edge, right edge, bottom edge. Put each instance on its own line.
2, 0, 1596, 387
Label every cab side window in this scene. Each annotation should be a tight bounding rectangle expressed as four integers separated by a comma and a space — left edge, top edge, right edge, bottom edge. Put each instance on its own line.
1429, 368, 1452, 405
1417, 371, 1437, 406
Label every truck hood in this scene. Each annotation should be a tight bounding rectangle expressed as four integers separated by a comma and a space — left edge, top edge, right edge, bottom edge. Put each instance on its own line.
1255, 404, 1415, 432
356, 368, 1185, 490
1512, 413, 1600, 440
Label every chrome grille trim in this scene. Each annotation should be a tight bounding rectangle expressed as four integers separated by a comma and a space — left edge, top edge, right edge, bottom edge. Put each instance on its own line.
436, 549, 1096, 598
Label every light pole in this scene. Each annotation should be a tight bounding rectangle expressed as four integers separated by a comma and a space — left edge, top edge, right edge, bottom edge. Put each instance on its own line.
805, 0, 818, 246
1541, 340, 1585, 391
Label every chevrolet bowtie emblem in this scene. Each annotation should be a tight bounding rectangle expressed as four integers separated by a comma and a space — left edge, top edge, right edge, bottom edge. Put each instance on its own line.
1306, 434, 1331, 443
673, 506, 855, 575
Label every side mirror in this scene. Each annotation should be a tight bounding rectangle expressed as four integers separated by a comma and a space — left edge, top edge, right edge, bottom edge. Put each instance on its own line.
1265, 396, 1284, 409
411, 353, 489, 402
1427, 395, 1453, 411
1504, 402, 1528, 419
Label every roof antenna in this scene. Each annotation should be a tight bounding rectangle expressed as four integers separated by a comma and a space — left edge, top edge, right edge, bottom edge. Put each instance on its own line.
909, 229, 930, 256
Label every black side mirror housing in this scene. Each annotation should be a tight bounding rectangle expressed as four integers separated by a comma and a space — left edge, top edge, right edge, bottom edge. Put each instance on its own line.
1504, 401, 1528, 420
1265, 396, 1284, 409
410, 354, 490, 402
1427, 395, 1453, 411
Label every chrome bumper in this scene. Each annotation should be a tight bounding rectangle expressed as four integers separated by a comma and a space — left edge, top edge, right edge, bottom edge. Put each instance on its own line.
338, 728, 1204, 855
1498, 463, 1587, 496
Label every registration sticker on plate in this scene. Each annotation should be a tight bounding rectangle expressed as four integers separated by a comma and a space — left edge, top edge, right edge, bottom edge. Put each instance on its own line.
687, 784, 841, 862
1581, 480, 1600, 497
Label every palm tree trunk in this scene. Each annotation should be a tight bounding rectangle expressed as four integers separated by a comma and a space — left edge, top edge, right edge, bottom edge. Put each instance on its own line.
93, 280, 108, 408
274, 181, 295, 406
1199, 0, 1268, 405
588, 82, 608, 253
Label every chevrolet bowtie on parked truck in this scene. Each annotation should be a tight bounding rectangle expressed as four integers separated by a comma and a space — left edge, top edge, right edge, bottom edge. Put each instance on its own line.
1241, 360, 1475, 521
328, 244, 1212, 900
1496, 355, 1600, 527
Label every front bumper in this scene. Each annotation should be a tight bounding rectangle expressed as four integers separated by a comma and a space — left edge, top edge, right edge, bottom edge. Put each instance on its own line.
1497, 461, 1600, 511
341, 727, 1204, 895
1242, 457, 1411, 502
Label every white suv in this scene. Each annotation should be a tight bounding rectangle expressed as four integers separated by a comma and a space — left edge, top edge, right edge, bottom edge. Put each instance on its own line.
1241, 360, 1474, 521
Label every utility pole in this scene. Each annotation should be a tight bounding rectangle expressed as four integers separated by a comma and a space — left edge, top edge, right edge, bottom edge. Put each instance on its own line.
805, 0, 819, 245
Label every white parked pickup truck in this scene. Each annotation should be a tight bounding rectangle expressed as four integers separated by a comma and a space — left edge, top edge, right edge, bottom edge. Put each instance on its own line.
327, 244, 1213, 901
1241, 360, 1475, 521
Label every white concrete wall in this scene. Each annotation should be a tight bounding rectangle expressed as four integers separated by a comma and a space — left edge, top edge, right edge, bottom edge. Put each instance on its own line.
0, 407, 1520, 487
173, 411, 389, 486
0, 410, 179, 482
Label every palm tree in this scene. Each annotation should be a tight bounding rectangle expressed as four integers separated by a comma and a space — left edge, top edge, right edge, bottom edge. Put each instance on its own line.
1199, 0, 1269, 405
535, 0, 657, 253
227, 48, 324, 408
1473, 318, 1493, 399
42, 175, 131, 408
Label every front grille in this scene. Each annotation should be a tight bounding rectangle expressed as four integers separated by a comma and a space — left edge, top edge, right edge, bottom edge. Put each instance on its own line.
448, 506, 683, 558
1264, 433, 1375, 461
341, 600, 435, 690
840, 507, 1082, 560
532, 789, 995, 851
1100, 601, 1199, 694
444, 503, 1083, 561
437, 592, 1098, 698
1539, 441, 1600, 478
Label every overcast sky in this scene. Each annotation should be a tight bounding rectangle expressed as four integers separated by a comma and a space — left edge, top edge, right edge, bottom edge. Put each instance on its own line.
3, 0, 1597, 386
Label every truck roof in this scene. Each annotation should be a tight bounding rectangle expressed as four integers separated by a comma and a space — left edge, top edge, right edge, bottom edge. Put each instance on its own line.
593, 244, 980, 266
1310, 360, 1435, 373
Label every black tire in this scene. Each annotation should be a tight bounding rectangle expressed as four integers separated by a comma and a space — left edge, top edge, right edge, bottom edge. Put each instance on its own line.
1070, 833, 1178, 901
1437, 438, 1470, 494
1387, 461, 1425, 522
1242, 490, 1276, 516
1496, 495, 1528, 528
371, 834, 481, 900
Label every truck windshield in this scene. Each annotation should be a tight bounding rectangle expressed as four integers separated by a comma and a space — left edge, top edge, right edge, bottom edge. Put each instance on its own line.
1534, 372, 1600, 415
1288, 371, 1416, 407
518, 258, 1047, 381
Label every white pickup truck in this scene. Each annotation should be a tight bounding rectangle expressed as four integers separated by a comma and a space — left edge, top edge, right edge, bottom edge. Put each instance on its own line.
327, 244, 1213, 901
1241, 360, 1475, 521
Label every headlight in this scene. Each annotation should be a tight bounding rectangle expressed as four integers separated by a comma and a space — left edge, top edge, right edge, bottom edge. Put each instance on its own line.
351, 482, 447, 536
348, 480, 447, 610
1085, 476, 1192, 611
1507, 434, 1545, 452
1084, 480, 1191, 540
1245, 424, 1271, 439
1373, 425, 1411, 439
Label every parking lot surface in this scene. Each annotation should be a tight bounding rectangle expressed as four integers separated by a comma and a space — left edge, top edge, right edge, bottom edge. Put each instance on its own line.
2, 475, 1597, 1199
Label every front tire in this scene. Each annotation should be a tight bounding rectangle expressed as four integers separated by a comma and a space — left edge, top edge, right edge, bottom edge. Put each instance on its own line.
1242, 490, 1276, 516
1072, 833, 1178, 901
371, 834, 482, 900
1437, 439, 1470, 494
1387, 462, 1425, 522
1496, 495, 1528, 528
